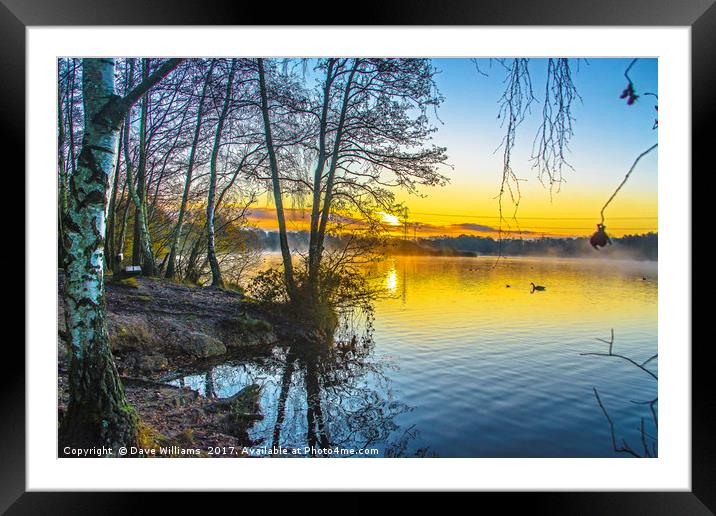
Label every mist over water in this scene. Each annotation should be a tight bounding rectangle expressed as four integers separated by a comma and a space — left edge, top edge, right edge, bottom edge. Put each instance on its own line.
174, 256, 658, 457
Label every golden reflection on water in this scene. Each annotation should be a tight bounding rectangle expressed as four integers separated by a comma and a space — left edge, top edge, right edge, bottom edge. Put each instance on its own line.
254, 253, 657, 343
384, 268, 398, 294
191, 253, 658, 457
368, 256, 657, 347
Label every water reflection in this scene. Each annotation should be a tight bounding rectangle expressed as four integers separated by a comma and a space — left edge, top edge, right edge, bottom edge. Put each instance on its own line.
381, 260, 407, 305
168, 256, 657, 458
170, 314, 419, 457
385, 268, 397, 294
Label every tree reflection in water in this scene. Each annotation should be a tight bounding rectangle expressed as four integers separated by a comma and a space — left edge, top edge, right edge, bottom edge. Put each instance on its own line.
170, 309, 426, 457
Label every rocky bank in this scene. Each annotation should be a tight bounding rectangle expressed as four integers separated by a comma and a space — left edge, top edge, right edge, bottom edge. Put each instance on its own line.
58, 273, 279, 377
57, 273, 289, 454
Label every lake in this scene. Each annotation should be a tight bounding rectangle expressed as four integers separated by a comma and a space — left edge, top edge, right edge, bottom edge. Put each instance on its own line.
172, 255, 658, 458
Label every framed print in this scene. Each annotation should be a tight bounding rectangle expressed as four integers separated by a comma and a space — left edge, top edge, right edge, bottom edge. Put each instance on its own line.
5, 0, 710, 512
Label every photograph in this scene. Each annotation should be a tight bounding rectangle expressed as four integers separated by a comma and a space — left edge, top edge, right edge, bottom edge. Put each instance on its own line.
56, 56, 660, 459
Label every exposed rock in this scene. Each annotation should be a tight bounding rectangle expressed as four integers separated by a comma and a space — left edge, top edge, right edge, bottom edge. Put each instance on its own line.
175, 332, 227, 358
57, 273, 281, 375
108, 314, 156, 352
217, 315, 277, 348
58, 368, 258, 453
57, 273, 276, 453
208, 384, 263, 440
208, 383, 262, 415
122, 353, 169, 373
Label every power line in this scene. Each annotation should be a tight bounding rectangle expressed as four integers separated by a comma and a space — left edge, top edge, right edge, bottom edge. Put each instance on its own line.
409, 211, 657, 221
419, 228, 655, 232
512, 229, 654, 232
444, 225, 653, 230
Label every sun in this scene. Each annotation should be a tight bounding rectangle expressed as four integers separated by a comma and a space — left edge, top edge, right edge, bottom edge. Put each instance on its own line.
378, 211, 401, 226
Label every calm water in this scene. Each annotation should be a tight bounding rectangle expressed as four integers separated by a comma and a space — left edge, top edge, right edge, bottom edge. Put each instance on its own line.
172, 256, 658, 458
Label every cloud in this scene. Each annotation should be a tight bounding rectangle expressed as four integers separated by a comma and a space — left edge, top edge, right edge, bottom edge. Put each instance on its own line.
247, 207, 540, 237
247, 207, 308, 221
246, 207, 364, 231
449, 223, 499, 233
447, 223, 536, 235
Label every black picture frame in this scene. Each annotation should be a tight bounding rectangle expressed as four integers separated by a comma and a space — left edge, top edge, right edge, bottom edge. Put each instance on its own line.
5, 0, 707, 512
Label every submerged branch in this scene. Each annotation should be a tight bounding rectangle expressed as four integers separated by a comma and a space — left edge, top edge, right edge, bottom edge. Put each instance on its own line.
593, 387, 641, 458
580, 329, 658, 381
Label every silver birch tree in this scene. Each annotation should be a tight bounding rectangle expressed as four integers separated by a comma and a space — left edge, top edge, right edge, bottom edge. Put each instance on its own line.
61, 57, 181, 452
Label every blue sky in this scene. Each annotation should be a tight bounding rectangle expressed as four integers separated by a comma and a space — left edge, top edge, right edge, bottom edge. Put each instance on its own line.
253, 58, 658, 237
394, 58, 659, 236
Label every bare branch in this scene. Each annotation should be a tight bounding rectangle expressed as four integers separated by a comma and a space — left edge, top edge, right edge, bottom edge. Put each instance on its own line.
531, 58, 581, 197
599, 143, 658, 226
593, 388, 641, 458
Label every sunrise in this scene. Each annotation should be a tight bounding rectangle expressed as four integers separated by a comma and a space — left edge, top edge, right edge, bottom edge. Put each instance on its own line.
57, 56, 658, 461
235, 57, 658, 240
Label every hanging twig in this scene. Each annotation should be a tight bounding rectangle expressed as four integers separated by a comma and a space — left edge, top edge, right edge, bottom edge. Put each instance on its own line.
531, 58, 582, 197
624, 59, 637, 80
599, 143, 658, 226
492, 59, 534, 261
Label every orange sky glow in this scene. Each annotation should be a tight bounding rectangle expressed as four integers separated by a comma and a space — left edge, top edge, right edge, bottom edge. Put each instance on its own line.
243, 194, 658, 239
230, 58, 660, 241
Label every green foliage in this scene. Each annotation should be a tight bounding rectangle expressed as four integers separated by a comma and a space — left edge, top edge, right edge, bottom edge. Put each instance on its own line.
247, 268, 289, 304
232, 314, 273, 334
248, 263, 377, 313
223, 282, 246, 295
170, 277, 198, 288
120, 402, 139, 421
246, 260, 377, 340
115, 277, 139, 288
128, 294, 152, 303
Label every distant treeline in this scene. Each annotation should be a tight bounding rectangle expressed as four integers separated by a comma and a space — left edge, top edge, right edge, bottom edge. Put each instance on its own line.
251, 230, 658, 261
409, 233, 658, 261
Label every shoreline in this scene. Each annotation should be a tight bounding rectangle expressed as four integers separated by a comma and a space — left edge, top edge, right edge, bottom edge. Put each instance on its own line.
57, 273, 296, 456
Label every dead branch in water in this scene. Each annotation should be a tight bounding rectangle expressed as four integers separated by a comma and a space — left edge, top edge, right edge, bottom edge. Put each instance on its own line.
583, 329, 658, 458
592, 387, 641, 458
580, 328, 658, 381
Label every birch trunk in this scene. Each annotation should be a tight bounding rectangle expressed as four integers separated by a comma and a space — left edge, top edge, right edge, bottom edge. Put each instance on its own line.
128, 59, 156, 276
115, 123, 134, 264
67, 58, 78, 177
61, 57, 182, 452
206, 60, 236, 288
58, 76, 69, 267
60, 58, 137, 452
105, 128, 123, 272
305, 356, 330, 451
